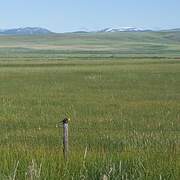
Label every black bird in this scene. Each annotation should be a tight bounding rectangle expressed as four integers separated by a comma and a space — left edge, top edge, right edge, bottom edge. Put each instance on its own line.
62, 118, 70, 124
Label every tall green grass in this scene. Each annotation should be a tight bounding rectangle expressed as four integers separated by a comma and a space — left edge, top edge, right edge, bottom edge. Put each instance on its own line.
0, 59, 179, 179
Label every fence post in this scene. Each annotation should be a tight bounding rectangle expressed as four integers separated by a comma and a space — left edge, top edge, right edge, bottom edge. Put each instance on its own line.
62, 118, 70, 161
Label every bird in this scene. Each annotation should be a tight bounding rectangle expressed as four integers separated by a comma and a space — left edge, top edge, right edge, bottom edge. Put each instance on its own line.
62, 118, 70, 124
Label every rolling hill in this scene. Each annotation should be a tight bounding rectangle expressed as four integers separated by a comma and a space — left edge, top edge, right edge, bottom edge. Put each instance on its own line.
0, 29, 180, 59
0, 27, 53, 35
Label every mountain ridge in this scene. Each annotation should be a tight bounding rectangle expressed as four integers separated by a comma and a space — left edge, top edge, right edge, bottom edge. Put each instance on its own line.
73, 27, 180, 33
97, 27, 152, 32
1, 27, 180, 35
0, 27, 53, 35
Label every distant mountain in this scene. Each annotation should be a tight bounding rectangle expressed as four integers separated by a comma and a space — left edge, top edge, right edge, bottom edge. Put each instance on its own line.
73, 27, 153, 33
1, 27, 180, 35
73, 27, 180, 33
73, 31, 89, 33
98, 27, 152, 32
0, 27, 53, 35
160, 28, 180, 32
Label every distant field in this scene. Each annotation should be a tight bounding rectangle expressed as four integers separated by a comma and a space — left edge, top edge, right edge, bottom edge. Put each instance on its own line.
0, 33, 180, 179
0, 31, 180, 59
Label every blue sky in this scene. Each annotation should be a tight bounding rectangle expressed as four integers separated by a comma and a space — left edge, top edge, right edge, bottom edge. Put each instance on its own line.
0, 0, 180, 32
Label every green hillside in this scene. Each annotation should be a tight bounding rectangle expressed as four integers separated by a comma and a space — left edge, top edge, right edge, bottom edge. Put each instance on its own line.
0, 31, 180, 59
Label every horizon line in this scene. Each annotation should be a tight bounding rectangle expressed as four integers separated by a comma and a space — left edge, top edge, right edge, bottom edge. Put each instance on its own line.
1, 26, 180, 34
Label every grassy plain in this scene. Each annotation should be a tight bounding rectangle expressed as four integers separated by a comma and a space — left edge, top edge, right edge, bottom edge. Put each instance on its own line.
0, 32, 180, 179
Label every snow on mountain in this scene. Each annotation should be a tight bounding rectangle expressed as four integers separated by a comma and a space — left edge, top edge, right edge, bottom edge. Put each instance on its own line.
98, 27, 152, 32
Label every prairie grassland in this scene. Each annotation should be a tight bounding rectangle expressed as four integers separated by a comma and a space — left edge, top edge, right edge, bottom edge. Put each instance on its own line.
0, 31, 180, 59
0, 58, 179, 179
0, 32, 180, 179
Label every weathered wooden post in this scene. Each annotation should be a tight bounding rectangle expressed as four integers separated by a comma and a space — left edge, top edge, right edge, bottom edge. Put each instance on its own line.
62, 118, 70, 161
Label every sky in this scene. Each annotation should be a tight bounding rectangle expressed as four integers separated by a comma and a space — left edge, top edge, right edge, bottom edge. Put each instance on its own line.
0, 0, 180, 32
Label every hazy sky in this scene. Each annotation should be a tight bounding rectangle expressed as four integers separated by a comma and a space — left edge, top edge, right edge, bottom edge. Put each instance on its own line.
0, 0, 180, 32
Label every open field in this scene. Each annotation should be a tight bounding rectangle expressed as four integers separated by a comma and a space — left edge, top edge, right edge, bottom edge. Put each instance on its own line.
0, 31, 180, 59
0, 33, 180, 179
